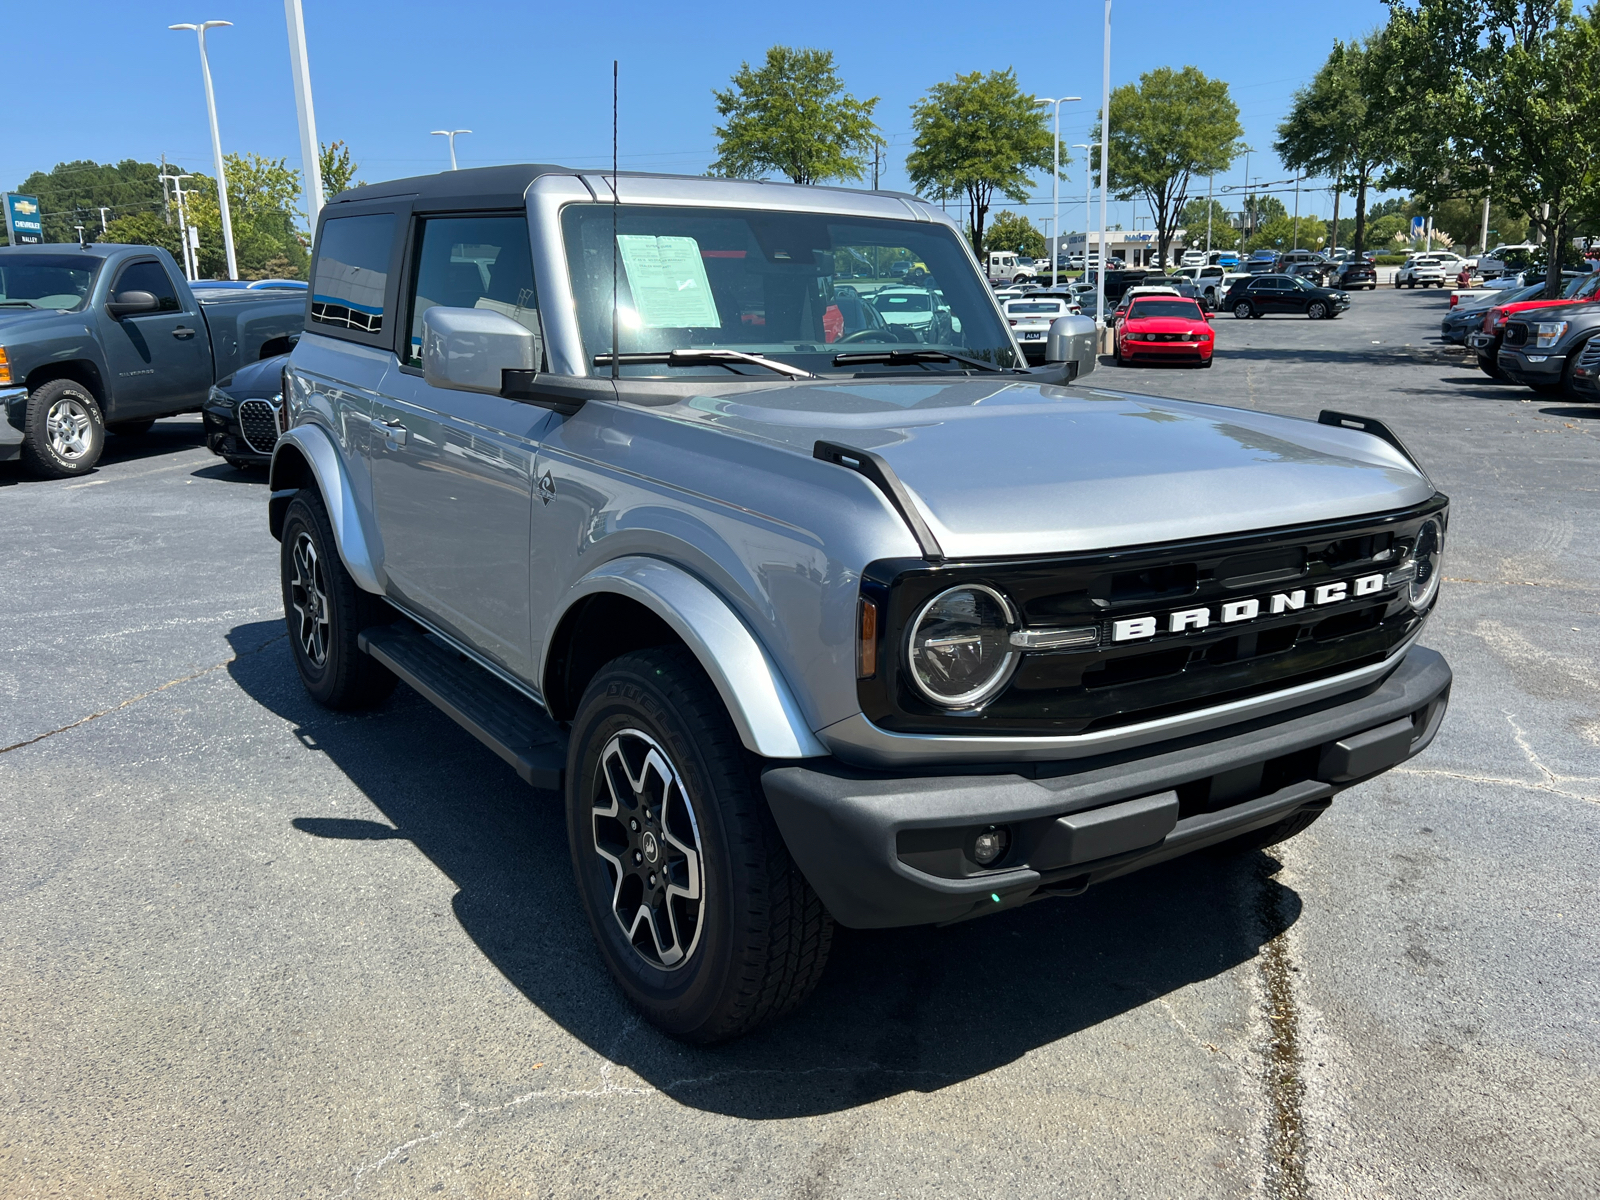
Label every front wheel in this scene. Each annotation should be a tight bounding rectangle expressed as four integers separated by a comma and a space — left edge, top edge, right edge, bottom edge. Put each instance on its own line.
1308, 301, 1328, 320
1233, 300, 1253, 319
278, 490, 397, 710
567, 646, 833, 1042
20, 379, 105, 479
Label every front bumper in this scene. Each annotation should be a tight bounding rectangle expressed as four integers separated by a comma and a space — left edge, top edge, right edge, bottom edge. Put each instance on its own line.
0, 385, 26, 461
1121, 339, 1212, 361
764, 647, 1450, 928
1497, 348, 1566, 386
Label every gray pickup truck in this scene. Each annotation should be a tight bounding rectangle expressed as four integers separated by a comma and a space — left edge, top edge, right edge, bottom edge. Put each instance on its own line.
269, 165, 1451, 1042
0, 244, 303, 477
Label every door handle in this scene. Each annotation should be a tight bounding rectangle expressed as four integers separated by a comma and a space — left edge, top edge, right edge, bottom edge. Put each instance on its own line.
369, 417, 408, 447
172, 326, 196, 339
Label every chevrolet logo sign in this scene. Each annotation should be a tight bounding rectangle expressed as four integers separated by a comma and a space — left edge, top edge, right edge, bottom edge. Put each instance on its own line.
1111, 572, 1388, 642
11, 198, 37, 215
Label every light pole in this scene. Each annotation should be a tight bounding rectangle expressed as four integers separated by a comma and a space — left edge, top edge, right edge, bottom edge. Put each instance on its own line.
431, 130, 472, 171
160, 172, 196, 280
170, 20, 238, 281
284, 0, 324, 226
1035, 96, 1082, 285
1095, 0, 1112, 343
98, 206, 110, 233
1206, 173, 1214, 256
1074, 143, 1098, 282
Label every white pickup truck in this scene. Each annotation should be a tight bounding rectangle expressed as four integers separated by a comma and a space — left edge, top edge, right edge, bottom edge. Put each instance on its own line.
987, 251, 1038, 286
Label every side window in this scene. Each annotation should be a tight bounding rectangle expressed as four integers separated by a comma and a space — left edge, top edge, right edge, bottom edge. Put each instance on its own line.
311, 213, 396, 335
405, 214, 540, 368
112, 260, 180, 312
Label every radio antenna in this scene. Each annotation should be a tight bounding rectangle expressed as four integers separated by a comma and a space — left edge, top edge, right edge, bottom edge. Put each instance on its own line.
611, 59, 620, 379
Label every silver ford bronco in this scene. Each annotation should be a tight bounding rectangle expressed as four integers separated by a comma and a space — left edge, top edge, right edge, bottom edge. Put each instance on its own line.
269, 166, 1451, 1042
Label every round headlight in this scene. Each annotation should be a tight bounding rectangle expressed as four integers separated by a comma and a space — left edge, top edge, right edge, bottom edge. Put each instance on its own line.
1409, 518, 1444, 609
906, 584, 1019, 708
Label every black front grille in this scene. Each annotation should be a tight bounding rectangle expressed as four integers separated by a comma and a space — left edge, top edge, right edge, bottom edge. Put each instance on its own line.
1503, 323, 1529, 346
1133, 332, 1195, 342
237, 398, 281, 455
858, 499, 1447, 737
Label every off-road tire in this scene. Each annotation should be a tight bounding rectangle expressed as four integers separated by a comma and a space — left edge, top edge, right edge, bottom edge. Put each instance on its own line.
278, 489, 397, 710
107, 420, 155, 437
20, 379, 105, 479
567, 646, 833, 1043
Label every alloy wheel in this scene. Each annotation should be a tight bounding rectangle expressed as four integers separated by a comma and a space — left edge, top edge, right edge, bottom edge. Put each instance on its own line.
46, 397, 93, 461
289, 531, 331, 667
591, 729, 705, 969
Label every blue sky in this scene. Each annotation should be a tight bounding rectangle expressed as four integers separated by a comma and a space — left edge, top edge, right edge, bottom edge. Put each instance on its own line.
8, 0, 1398, 234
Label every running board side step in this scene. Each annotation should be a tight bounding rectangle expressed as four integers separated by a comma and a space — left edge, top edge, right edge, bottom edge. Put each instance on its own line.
358, 623, 568, 792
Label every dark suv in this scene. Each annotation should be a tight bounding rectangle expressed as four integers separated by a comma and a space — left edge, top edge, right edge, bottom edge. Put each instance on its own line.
1333, 260, 1377, 290
1224, 273, 1351, 319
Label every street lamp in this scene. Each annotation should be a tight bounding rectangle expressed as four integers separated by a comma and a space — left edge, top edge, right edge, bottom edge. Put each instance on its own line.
1074, 143, 1098, 283
159, 171, 197, 280
284, 0, 324, 226
1035, 96, 1082, 285
170, 20, 238, 281
431, 130, 472, 171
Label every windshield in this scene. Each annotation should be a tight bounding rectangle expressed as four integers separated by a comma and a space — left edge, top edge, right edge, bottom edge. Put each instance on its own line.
0, 255, 100, 312
1128, 299, 1205, 320
561, 204, 1020, 376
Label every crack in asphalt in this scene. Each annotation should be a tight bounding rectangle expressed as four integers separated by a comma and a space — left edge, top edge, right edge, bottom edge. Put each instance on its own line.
1257, 859, 1310, 1200
0, 630, 286, 756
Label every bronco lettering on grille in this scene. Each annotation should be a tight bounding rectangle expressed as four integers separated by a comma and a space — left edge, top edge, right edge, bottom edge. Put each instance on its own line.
1110, 572, 1386, 642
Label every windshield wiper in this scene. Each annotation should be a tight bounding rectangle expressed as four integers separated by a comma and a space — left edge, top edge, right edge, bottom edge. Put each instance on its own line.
593, 349, 815, 379
831, 348, 1007, 373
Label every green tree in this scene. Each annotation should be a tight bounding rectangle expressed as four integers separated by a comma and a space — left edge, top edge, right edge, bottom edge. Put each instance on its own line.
1179, 197, 1239, 249
1247, 214, 1327, 253
907, 69, 1053, 257
1096, 66, 1242, 270
319, 140, 361, 197
1275, 35, 1396, 257
1381, 1, 1600, 295
98, 210, 182, 257
710, 47, 882, 185
13, 159, 174, 243
984, 211, 1046, 257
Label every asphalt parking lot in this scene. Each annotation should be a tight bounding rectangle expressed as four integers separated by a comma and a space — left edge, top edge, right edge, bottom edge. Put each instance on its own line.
2, 287, 1596, 1198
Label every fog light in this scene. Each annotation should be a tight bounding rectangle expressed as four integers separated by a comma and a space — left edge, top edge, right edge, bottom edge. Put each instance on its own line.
972, 826, 1010, 866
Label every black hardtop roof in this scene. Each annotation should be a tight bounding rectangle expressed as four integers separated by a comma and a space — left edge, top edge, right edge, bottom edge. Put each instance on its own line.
327, 163, 925, 213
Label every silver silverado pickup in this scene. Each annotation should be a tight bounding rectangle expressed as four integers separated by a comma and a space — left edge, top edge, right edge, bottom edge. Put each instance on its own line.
269, 165, 1451, 1042
0, 243, 303, 477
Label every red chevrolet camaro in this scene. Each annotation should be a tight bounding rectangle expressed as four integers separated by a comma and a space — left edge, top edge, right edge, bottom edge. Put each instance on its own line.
1115, 296, 1215, 367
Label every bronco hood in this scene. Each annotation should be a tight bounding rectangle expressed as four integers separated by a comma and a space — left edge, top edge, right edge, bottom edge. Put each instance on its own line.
657, 377, 1434, 558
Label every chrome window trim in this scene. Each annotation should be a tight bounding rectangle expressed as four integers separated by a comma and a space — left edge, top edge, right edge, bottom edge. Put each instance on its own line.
818, 627, 1425, 767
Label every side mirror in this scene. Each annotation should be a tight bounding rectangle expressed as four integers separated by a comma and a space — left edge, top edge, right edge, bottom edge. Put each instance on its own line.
1046, 314, 1097, 380
105, 290, 161, 318
422, 306, 538, 395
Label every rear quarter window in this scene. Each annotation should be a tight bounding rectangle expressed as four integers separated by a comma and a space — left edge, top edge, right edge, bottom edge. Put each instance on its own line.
311, 213, 397, 337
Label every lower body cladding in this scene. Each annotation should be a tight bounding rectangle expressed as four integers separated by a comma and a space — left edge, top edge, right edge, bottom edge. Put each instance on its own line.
764, 647, 1450, 929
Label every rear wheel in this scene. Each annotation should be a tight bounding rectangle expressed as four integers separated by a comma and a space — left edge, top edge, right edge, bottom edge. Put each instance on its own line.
279, 490, 397, 710
567, 646, 833, 1042
20, 379, 105, 479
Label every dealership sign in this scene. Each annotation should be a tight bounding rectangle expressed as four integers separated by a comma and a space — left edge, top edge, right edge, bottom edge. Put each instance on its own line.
4, 194, 43, 244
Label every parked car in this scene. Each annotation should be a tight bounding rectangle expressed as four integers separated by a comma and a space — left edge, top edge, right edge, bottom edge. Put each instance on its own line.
1169, 264, 1230, 307
269, 164, 1451, 1042
1495, 302, 1600, 395
1396, 256, 1448, 288
1244, 253, 1281, 275
1286, 262, 1334, 287
1477, 243, 1540, 279
869, 285, 947, 333
1181, 250, 1207, 267
1114, 295, 1215, 367
1223, 274, 1351, 319
202, 347, 294, 468
1439, 282, 1545, 345
1466, 271, 1600, 378
1004, 294, 1080, 363
0, 244, 303, 477
1333, 260, 1377, 290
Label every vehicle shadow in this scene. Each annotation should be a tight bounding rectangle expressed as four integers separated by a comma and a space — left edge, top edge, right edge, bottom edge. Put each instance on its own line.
225, 620, 1299, 1119
191, 461, 268, 483
1541, 405, 1600, 419
97, 418, 208, 467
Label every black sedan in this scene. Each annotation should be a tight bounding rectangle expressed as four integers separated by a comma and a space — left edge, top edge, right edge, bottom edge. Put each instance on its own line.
1223, 274, 1351, 319
202, 351, 290, 469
